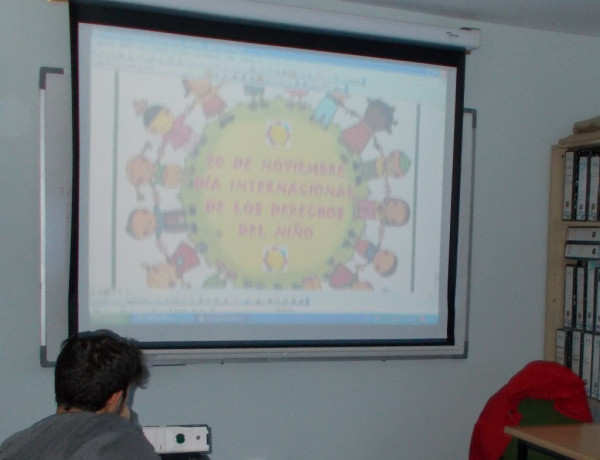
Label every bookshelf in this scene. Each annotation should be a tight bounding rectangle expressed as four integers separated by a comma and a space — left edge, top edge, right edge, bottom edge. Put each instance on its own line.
545, 132, 600, 365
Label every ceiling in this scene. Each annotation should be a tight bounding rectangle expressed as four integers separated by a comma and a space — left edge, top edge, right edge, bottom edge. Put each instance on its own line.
337, 0, 600, 38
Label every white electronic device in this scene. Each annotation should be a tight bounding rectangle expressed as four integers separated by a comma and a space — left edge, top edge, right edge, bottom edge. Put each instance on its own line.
143, 425, 211, 454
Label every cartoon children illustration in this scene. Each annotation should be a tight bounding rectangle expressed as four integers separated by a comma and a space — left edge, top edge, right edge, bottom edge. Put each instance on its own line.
328, 264, 375, 289
183, 75, 234, 127
285, 88, 309, 110
328, 238, 398, 289
143, 241, 200, 289
358, 150, 411, 182
355, 197, 410, 227
351, 281, 374, 291
126, 150, 182, 201
328, 263, 357, 289
354, 238, 398, 277
126, 204, 188, 240
202, 272, 227, 289
135, 99, 200, 157
143, 261, 177, 289
341, 99, 396, 155
202, 259, 237, 289
302, 276, 322, 290
244, 74, 269, 110
311, 92, 348, 129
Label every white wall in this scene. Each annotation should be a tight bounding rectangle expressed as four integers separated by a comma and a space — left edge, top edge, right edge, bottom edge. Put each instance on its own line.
2, 1, 600, 459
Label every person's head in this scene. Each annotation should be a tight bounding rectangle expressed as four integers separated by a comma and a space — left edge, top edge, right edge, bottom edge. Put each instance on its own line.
363, 99, 395, 132
373, 249, 398, 277
384, 198, 410, 227
126, 208, 157, 239
385, 150, 411, 178
183, 77, 213, 99
143, 105, 174, 136
144, 261, 177, 289
351, 280, 374, 291
54, 330, 149, 414
126, 155, 155, 188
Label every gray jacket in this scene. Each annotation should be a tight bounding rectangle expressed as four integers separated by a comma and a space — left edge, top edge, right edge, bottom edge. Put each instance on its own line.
0, 412, 160, 460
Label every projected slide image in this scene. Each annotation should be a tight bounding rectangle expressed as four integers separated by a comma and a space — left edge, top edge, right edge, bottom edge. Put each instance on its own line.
83, 26, 449, 326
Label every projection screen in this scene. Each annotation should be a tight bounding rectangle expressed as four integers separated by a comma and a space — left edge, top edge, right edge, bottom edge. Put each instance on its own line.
67, 0, 472, 362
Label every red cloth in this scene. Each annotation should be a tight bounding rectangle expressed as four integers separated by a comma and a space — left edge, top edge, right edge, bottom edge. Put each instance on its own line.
468, 360, 593, 460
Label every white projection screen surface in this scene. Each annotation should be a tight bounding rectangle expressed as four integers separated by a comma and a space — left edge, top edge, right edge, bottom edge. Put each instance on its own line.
68, 1, 471, 362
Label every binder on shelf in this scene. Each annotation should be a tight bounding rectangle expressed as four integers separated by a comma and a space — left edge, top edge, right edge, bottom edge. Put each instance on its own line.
556, 328, 572, 367
588, 154, 600, 221
564, 264, 575, 328
596, 273, 600, 333
576, 152, 589, 221
581, 332, 594, 396
591, 334, 600, 400
585, 261, 597, 332
566, 227, 600, 242
571, 329, 583, 377
565, 243, 600, 259
575, 265, 586, 330
563, 150, 575, 221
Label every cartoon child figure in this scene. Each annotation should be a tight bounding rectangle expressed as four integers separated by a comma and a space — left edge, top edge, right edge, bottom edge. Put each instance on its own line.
341, 99, 396, 155
383, 198, 411, 227
244, 74, 269, 110
144, 262, 177, 289
202, 272, 227, 289
285, 88, 309, 110
354, 238, 398, 277
183, 76, 234, 127
372, 249, 398, 277
355, 197, 410, 227
311, 92, 348, 129
136, 100, 200, 157
126, 204, 188, 240
143, 242, 200, 288
202, 259, 237, 289
328, 264, 373, 289
126, 153, 182, 201
328, 263, 357, 289
358, 150, 411, 182
302, 276, 322, 290
352, 281, 374, 291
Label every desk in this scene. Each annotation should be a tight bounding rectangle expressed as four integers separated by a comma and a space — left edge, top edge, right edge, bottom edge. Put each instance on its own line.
504, 424, 600, 460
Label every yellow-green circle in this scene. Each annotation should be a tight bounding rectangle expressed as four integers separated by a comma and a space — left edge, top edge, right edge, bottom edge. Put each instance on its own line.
181, 97, 367, 288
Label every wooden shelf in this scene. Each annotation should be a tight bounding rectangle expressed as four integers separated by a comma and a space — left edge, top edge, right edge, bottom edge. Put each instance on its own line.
545, 136, 600, 407
557, 132, 600, 149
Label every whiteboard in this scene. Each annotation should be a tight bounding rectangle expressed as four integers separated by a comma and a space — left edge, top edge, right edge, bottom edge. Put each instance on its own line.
40, 67, 71, 366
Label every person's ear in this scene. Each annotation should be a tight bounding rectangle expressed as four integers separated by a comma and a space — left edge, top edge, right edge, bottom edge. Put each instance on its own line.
102, 390, 124, 414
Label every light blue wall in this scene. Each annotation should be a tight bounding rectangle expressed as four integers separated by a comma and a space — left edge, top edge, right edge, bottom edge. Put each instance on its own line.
2, 1, 600, 459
